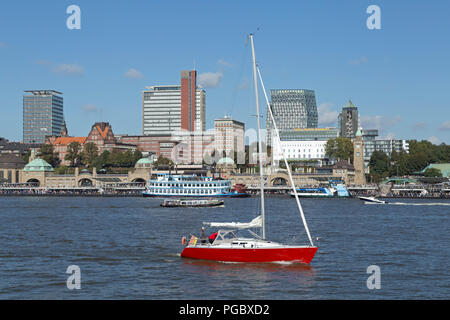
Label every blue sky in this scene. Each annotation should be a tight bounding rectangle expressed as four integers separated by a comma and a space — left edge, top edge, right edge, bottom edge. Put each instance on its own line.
1, 0, 449, 144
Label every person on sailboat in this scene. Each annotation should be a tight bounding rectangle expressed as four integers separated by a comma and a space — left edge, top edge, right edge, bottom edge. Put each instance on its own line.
200, 227, 207, 244
208, 232, 218, 244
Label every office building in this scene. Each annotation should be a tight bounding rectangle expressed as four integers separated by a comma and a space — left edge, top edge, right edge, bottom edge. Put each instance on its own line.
338, 100, 359, 138
142, 70, 206, 136
23, 90, 64, 144
272, 128, 339, 165
266, 89, 318, 146
214, 117, 245, 157
363, 139, 409, 169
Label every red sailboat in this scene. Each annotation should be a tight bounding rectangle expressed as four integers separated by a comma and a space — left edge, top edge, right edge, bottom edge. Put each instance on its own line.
181, 34, 318, 264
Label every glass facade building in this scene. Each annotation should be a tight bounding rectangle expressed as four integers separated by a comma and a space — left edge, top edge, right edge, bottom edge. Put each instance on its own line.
23, 90, 64, 144
278, 127, 339, 141
266, 89, 318, 146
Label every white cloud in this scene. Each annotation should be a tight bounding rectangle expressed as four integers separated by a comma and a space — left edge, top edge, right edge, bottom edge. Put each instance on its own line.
124, 68, 144, 79
81, 104, 99, 113
317, 103, 339, 126
349, 56, 368, 65
198, 71, 223, 88
52, 63, 84, 76
428, 136, 441, 145
238, 77, 250, 90
360, 115, 401, 131
438, 121, 450, 131
217, 59, 233, 67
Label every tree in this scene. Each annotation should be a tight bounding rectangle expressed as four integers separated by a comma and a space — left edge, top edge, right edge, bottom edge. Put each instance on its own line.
65, 142, 82, 167
81, 142, 99, 167
131, 150, 143, 165
369, 150, 390, 182
423, 168, 442, 177
154, 155, 172, 167
92, 150, 110, 169
38, 144, 59, 167
325, 137, 354, 162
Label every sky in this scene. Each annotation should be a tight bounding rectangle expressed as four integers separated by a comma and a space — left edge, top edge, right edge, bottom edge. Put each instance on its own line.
0, 0, 449, 144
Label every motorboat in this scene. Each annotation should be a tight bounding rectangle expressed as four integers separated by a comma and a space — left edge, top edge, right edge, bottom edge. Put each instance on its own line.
358, 196, 388, 204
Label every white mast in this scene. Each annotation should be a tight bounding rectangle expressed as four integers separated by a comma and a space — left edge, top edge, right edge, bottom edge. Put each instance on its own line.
249, 33, 266, 240
257, 67, 315, 247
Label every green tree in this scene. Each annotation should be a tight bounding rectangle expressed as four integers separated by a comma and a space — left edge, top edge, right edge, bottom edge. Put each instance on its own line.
325, 137, 354, 162
423, 168, 442, 177
92, 150, 110, 169
131, 150, 143, 165
81, 142, 99, 167
65, 142, 82, 167
22, 150, 31, 163
154, 155, 172, 167
369, 150, 390, 182
38, 144, 59, 167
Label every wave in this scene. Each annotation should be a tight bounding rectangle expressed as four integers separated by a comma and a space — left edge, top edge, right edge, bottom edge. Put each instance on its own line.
390, 202, 450, 206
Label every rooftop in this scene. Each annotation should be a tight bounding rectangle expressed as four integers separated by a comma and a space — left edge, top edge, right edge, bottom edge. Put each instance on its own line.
50, 137, 87, 145
24, 90, 63, 95
24, 158, 54, 172
421, 163, 450, 178
0, 154, 26, 169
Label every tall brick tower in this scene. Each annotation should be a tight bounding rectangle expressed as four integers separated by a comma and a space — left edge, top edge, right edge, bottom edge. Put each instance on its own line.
180, 70, 197, 132
353, 127, 366, 185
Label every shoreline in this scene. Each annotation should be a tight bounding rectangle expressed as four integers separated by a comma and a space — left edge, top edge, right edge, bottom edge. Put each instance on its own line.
0, 193, 449, 199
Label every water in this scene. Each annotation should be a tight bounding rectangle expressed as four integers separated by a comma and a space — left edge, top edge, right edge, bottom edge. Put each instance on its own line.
0, 196, 448, 299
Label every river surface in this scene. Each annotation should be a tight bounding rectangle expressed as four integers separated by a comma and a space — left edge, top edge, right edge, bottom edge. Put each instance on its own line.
0, 196, 448, 299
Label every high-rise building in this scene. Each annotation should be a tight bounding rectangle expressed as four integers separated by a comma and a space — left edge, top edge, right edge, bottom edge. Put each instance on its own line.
142, 70, 205, 136
266, 89, 318, 146
214, 117, 245, 157
23, 90, 64, 144
338, 100, 359, 138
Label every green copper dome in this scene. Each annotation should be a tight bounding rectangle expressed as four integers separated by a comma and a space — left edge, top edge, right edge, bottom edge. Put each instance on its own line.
136, 157, 154, 165
24, 158, 54, 172
217, 157, 234, 165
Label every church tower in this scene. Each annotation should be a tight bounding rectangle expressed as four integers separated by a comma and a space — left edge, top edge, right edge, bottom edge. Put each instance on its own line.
60, 120, 68, 137
353, 127, 366, 185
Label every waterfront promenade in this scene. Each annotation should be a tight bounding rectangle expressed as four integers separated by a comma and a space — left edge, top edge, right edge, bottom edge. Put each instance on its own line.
1, 184, 449, 198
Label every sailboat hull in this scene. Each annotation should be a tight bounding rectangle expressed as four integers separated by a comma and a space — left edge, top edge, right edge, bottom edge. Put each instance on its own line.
181, 246, 318, 264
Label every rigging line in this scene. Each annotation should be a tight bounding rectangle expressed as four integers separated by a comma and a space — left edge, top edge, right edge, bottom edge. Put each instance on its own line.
257, 66, 315, 247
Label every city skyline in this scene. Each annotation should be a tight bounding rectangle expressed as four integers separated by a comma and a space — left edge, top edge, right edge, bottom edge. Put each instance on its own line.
1, 1, 449, 144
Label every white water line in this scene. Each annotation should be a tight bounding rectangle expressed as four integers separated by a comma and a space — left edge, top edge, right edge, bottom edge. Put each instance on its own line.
257, 67, 315, 247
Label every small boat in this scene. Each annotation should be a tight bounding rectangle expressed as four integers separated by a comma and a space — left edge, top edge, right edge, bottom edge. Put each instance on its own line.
289, 187, 335, 198
161, 198, 224, 208
358, 196, 388, 204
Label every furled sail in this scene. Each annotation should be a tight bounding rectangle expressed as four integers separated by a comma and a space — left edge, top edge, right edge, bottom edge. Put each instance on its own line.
203, 215, 262, 230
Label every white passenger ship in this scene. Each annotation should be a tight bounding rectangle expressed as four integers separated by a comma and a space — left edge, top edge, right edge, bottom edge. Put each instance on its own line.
143, 174, 248, 197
